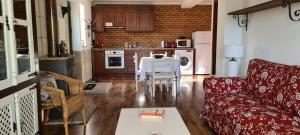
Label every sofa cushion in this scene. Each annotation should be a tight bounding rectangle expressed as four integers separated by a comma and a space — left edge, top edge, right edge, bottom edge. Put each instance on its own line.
202, 93, 300, 135
247, 59, 287, 106
276, 65, 300, 117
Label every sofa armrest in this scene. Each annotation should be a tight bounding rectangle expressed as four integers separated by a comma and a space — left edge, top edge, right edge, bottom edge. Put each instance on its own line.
203, 76, 248, 96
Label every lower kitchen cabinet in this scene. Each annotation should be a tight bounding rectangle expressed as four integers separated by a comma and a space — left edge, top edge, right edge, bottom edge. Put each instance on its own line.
93, 50, 105, 75
124, 50, 136, 74
93, 49, 175, 76
0, 84, 39, 135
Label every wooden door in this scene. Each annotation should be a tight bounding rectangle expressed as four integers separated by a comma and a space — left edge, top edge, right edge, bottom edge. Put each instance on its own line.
114, 7, 125, 27
139, 7, 153, 31
125, 7, 140, 31
92, 7, 104, 32
102, 8, 115, 26
93, 50, 104, 75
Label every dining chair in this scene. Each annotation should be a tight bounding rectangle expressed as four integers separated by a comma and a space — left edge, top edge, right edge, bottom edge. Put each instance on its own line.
150, 51, 168, 57
149, 58, 175, 97
133, 52, 141, 90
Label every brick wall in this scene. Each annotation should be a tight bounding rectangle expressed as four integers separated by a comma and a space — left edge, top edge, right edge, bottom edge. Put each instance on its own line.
96, 5, 212, 48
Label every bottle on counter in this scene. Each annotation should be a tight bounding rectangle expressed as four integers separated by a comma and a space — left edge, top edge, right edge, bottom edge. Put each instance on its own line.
161, 41, 165, 48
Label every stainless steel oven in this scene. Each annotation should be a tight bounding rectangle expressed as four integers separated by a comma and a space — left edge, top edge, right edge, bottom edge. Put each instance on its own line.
105, 50, 124, 69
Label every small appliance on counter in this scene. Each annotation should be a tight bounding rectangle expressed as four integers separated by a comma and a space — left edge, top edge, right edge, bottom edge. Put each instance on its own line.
94, 40, 104, 48
163, 41, 176, 48
176, 39, 191, 48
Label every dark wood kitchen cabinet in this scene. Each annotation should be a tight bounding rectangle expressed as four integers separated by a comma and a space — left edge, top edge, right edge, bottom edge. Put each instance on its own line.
124, 50, 136, 74
93, 50, 105, 75
92, 7, 104, 32
125, 6, 153, 32
139, 7, 153, 31
102, 7, 115, 26
114, 7, 126, 27
102, 6, 126, 27
92, 6, 126, 32
125, 7, 140, 31
92, 5, 153, 32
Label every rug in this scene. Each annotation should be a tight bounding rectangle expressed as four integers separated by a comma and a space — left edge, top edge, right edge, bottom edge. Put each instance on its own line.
84, 83, 97, 90
44, 105, 96, 125
84, 82, 112, 95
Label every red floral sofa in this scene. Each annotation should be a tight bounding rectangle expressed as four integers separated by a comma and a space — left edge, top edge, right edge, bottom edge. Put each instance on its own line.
200, 59, 300, 134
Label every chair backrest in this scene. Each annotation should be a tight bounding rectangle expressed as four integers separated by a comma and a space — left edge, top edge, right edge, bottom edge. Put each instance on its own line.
151, 59, 174, 75
151, 51, 168, 57
133, 52, 139, 75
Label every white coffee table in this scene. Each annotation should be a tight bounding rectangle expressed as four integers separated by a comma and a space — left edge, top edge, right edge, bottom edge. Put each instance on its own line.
115, 107, 190, 135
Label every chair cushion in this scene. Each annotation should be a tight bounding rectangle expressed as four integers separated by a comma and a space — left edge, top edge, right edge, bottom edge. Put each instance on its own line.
247, 59, 287, 106
40, 73, 58, 101
56, 79, 70, 96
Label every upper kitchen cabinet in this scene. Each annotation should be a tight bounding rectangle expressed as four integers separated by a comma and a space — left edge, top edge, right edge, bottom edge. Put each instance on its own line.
125, 7, 140, 31
139, 7, 153, 31
92, 5, 153, 32
114, 7, 126, 27
92, 7, 104, 32
93, 5, 126, 32
126, 6, 154, 32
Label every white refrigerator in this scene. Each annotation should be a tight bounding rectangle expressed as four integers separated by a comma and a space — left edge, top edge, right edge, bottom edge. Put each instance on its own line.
192, 31, 212, 75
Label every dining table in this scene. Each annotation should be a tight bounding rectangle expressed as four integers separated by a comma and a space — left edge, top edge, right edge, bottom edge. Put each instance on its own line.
139, 57, 181, 94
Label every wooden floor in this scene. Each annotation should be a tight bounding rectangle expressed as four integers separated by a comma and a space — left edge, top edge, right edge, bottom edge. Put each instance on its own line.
42, 75, 215, 135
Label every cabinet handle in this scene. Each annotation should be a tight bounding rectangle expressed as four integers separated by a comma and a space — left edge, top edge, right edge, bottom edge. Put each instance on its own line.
29, 85, 37, 91
5, 16, 10, 30
13, 122, 17, 133
28, 72, 37, 77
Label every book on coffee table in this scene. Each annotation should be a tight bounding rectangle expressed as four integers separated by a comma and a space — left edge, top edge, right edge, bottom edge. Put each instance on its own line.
140, 108, 165, 119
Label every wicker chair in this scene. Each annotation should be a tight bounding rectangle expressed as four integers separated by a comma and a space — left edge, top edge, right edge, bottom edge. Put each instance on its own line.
40, 71, 86, 135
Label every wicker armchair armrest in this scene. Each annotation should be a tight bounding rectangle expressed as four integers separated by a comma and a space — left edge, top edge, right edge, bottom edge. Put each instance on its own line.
41, 85, 66, 107
41, 71, 85, 95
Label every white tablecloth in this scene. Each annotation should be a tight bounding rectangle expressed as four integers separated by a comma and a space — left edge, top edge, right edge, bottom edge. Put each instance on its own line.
139, 57, 181, 81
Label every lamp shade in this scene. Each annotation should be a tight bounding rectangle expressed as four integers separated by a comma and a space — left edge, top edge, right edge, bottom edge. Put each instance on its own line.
224, 45, 244, 58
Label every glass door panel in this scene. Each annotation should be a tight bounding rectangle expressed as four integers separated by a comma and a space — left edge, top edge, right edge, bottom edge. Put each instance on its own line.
0, 0, 14, 89
15, 25, 30, 75
13, 0, 27, 20
0, 24, 7, 80
12, 0, 35, 83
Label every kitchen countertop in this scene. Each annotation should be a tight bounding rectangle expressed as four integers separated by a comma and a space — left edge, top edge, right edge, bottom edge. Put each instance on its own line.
92, 47, 195, 51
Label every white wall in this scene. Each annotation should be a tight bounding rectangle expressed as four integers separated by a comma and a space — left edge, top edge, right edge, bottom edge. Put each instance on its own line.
71, 0, 92, 82
216, 0, 300, 76
35, 0, 48, 57
215, 0, 244, 75
241, 1, 300, 74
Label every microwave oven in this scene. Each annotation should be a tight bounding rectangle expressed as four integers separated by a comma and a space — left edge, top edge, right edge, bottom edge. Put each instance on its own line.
176, 39, 192, 48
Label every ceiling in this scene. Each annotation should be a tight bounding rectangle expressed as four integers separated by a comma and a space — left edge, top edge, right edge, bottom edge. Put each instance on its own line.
91, 0, 212, 8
